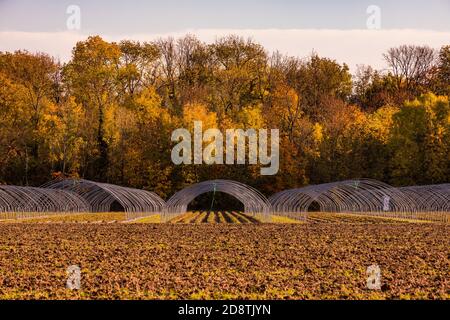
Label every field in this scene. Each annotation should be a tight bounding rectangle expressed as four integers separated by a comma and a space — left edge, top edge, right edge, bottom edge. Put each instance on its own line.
306, 212, 434, 224
2, 211, 445, 224
168, 211, 261, 224
0, 213, 448, 300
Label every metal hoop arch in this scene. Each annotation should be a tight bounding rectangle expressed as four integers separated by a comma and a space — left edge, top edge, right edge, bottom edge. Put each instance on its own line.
163, 179, 272, 222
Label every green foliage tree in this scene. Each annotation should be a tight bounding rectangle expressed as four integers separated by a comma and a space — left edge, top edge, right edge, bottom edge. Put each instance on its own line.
63, 36, 121, 181
389, 93, 450, 185
0, 51, 59, 184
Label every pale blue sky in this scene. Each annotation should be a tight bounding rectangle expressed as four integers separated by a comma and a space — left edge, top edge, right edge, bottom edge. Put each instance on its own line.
1, 0, 449, 33
0, 0, 449, 71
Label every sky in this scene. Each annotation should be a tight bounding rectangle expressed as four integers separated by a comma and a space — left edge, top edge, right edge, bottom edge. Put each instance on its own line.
0, 0, 449, 72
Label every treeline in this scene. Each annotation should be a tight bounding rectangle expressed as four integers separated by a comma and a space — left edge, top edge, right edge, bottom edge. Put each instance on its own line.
0, 35, 449, 197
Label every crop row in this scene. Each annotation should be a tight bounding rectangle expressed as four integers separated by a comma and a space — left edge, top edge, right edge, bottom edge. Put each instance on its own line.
169, 211, 261, 224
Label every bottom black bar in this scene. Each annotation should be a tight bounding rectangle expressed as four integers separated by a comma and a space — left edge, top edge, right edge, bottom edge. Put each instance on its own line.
0, 300, 447, 319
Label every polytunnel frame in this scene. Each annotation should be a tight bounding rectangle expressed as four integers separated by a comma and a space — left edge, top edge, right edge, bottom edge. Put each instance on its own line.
163, 179, 272, 222
0, 185, 90, 219
269, 179, 421, 221
399, 184, 450, 222
42, 179, 165, 220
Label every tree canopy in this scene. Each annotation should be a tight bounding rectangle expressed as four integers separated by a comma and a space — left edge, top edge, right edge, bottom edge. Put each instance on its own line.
0, 35, 449, 196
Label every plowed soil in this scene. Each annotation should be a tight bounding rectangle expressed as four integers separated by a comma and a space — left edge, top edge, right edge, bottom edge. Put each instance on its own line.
0, 223, 448, 300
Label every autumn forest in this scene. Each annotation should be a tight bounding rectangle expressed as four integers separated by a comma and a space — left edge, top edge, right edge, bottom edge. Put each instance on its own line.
0, 35, 449, 198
